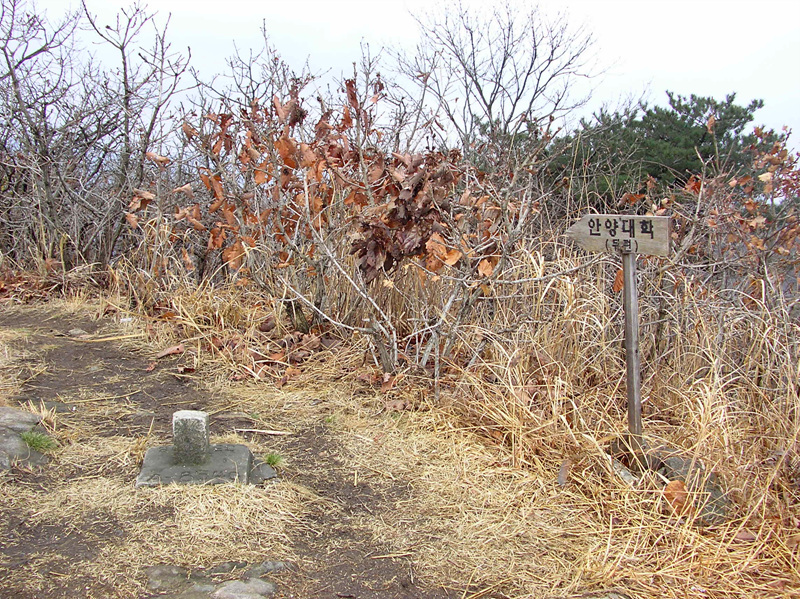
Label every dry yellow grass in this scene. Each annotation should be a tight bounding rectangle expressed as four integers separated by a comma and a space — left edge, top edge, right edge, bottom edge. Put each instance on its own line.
0, 417, 311, 596
1, 245, 798, 598
1, 474, 309, 596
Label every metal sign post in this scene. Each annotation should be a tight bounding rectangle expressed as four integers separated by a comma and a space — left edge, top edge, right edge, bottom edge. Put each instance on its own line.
622, 250, 642, 454
566, 215, 671, 460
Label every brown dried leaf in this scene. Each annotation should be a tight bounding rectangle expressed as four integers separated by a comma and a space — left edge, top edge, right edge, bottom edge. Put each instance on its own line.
125, 212, 139, 229
743, 198, 759, 214
664, 480, 693, 515
732, 530, 758, 543
254, 166, 269, 185
187, 217, 206, 231
344, 189, 368, 207
133, 188, 155, 201
477, 259, 493, 278
210, 176, 224, 200
246, 146, 261, 162
181, 248, 195, 272
258, 315, 276, 333
384, 398, 406, 412
145, 151, 170, 166
222, 240, 245, 270
612, 268, 624, 293
207, 227, 225, 250
444, 248, 462, 266
221, 207, 237, 228
212, 134, 224, 156
341, 106, 353, 130
684, 175, 702, 195
345, 78, 359, 112
156, 344, 185, 359
172, 183, 194, 199
425, 232, 448, 261
275, 135, 297, 167
380, 373, 396, 394
199, 170, 212, 191
208, 197, 224, 213
273, 95, 288, 122
558, 459, 572, 487
182, 122, 198, 140
299, 143, 317, 168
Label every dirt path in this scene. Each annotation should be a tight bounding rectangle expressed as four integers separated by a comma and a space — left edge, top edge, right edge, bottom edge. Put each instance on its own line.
0, 303, 459, 599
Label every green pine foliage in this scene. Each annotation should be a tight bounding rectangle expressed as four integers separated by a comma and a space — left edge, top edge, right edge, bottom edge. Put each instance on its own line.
561, 91, 780, 207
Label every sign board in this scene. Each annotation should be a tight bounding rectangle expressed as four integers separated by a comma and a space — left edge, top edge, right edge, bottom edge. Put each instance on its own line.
564, 213, 672, 464
565, 215, 671, 257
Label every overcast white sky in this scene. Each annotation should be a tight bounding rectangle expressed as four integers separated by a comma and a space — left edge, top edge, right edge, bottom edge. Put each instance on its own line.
38, 0, 800, 149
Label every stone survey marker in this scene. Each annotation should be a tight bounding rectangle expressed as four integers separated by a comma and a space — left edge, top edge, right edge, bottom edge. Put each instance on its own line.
172, 410, 211, 465
136, 410, 277, 487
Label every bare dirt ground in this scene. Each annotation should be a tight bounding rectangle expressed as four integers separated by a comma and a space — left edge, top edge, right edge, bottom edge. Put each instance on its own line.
0, 302, 464, 599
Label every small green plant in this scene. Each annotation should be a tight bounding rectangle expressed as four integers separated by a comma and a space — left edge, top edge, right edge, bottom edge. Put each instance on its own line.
323, 414, 336, 425
20, 431, 58, 453
264, 452, 284, 468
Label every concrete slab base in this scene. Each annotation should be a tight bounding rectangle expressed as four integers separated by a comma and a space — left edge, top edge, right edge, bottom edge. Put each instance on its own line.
136, 443, 253, 487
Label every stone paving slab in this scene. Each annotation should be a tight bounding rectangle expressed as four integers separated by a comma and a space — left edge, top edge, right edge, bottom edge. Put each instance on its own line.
136, 444, 254, 487
250, 461, 278, 484
0, 409, 49, 470
610, 434, 730, 525
0, 425, 38, 469
0, 407, 41, 433
144, 561, 286, 599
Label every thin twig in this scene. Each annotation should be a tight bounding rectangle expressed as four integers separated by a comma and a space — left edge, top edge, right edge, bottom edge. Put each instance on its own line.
234, 428, 293, 436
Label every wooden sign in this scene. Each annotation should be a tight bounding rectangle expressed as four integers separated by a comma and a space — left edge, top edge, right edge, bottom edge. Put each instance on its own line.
565, 213, 672, 464
565, 215, 671, 257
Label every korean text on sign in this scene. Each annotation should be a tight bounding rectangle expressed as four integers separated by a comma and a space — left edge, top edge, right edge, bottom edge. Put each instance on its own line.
586, 217, 656, 240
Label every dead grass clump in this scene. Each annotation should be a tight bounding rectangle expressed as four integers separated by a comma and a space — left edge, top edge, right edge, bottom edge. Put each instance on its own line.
326, 398, 796, 597
1, 473, 310, 597
0, 330, 25, 404
378, 249, 799, 597
105, 271, 347, 390
275, 246, 796, 597
0, 322, 54, 405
